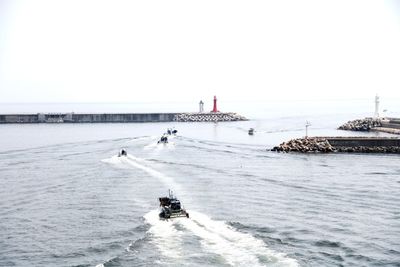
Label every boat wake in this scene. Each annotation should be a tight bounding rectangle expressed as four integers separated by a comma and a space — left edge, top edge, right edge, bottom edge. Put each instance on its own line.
143, 135, 176, 150
144, 141, 175, 150
144, 210, 184, 259
103, 153, 299, 266
144, 210, 299, 267
101, 154, 183, 194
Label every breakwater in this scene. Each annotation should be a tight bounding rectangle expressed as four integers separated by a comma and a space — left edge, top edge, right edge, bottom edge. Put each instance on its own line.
338, 118, 381, 131
338, 117, 400, 135
0, 112, 247, 123
173, 112, 247, 122
0, 113, 179, 123
271, 137, 400, 153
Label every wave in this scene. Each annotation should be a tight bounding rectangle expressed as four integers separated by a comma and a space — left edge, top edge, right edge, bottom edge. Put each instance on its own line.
144, 209, 299, 267
180, 211, 299, 267
95, 256, 120, 267
143, 210, 184, 259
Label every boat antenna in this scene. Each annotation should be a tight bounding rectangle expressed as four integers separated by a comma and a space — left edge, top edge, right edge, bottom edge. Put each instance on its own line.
169, 189, 174, 198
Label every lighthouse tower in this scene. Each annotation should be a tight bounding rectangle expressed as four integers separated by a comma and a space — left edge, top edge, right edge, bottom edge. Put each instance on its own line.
211, 95, 219, 113
374, 94, 380, 118
199, 100, 204, 113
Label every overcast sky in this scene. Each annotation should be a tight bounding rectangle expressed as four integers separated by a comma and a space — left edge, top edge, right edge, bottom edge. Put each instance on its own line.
0, 0, 399, 103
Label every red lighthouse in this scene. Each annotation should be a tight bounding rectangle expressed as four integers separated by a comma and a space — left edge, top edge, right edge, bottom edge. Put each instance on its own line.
211, 95, 219, 112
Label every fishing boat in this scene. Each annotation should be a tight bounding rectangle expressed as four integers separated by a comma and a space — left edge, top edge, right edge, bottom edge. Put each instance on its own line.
167, 128, 178, 135
158, 135, 168, 144
248, 128, 254, 135
159, 190, 189, 219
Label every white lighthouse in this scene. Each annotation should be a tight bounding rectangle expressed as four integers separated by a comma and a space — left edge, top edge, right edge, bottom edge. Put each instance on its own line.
374, 94, 380, 118
199, 100, 204, 113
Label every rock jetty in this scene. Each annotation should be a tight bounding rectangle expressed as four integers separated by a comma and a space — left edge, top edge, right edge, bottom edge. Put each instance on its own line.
271, 138, 334, 153
338, 118, 382, 131
271, 137, 400, 153
174, 112, 247, 122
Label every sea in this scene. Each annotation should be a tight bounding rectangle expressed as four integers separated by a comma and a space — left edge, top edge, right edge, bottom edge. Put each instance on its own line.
0, 99, 399, 267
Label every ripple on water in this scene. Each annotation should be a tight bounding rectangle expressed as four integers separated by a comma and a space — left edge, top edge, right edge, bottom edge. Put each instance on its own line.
1, 134, 400, 267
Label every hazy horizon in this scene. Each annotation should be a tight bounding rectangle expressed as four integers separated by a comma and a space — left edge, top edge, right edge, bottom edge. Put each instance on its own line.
1, 0, 400, 103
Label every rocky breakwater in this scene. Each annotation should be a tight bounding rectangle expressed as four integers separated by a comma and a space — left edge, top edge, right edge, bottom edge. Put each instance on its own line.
271, 138, 334, 153
271, 137, 400, 153
338, 118, 381, 131
174, 112, 247, 122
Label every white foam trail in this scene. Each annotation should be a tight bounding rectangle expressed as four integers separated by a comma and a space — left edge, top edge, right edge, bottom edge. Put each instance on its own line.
125, 155, 182, 192
144, 143, 158, 150
103, 155, 298, 266
101, 155, 132, 169
144, 135, 176, 150
144, 136, 160, 150
144, 209, 184, 259
144, 141, 176, 150
165, 141, 175, 148
179, 211, 299, 267
102, 154, 182, 193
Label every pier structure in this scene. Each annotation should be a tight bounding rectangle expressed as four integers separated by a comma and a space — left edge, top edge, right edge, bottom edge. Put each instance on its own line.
0, 113, 178, 123
0, 112, 247, 123
271, 136, 400, 153
338, 117, 400, 135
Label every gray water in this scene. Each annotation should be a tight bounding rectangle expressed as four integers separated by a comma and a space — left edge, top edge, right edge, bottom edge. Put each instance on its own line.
1, 102, 400, 267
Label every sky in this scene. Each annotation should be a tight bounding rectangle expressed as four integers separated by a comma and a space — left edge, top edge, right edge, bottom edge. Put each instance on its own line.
0, 0, 399, 103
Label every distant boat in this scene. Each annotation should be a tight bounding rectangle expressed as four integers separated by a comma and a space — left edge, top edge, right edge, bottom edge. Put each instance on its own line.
118, 149, 127, 157
158, 135, 168, 144
167, 128, 178, 135
248, 128, 254, 135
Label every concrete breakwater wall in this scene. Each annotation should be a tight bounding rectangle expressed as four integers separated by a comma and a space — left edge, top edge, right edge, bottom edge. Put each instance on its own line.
381, 119, 400, 130
173, 112, 247, 122
72, 113, 178, 123
0, 112, 247, 123
0, 113, 179, 123
271, 137, 400, 153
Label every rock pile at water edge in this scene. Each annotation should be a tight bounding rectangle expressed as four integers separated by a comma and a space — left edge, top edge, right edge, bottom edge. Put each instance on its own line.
271, 138, 334, 153
338, 118, 381, 131
174, 113, 247, 122
271, 137, 400, 153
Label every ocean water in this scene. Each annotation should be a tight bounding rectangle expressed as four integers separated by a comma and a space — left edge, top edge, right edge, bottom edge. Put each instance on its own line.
1, 100, 400, 267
